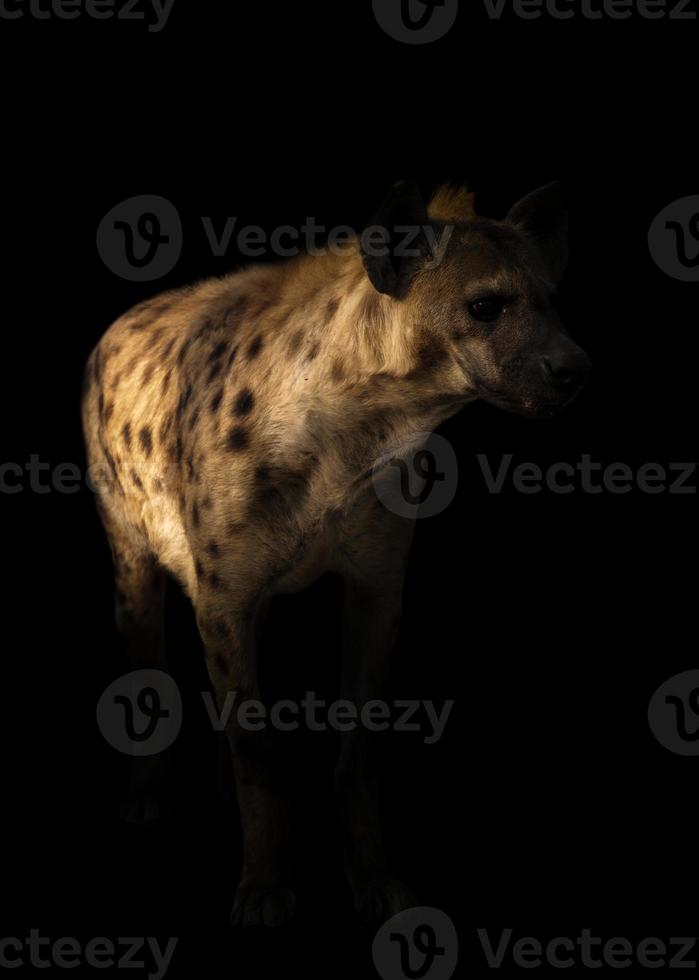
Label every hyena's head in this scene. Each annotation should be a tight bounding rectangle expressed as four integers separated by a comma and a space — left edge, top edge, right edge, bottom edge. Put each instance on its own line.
361, 180, 590, 418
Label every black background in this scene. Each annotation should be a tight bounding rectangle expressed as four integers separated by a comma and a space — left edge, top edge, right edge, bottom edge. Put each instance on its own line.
1, 1, 697, 976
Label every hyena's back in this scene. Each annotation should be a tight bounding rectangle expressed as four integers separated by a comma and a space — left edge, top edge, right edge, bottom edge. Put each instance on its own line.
82, 259, 351, 597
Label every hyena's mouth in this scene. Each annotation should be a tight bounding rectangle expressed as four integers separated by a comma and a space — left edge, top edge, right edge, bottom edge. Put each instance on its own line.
475, 383, 579, 419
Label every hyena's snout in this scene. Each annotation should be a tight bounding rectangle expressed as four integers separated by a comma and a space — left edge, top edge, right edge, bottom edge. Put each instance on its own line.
495, 334, 591, 418
540, 337, 591, 399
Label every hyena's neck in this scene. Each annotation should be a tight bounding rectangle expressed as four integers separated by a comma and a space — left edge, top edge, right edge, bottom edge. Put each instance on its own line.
276, 245, 474, 433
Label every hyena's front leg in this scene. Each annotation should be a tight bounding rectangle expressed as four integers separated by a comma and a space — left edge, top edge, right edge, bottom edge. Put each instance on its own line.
113, 548, 166, 669
108, 531, 173, 827
335, 570, 417, 923
197, 593, 294, 928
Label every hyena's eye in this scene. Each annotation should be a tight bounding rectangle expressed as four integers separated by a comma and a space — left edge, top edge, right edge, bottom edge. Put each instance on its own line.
468, 298, 504, 323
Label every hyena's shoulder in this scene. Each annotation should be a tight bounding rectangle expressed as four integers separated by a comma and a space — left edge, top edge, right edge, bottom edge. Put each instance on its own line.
81, 265, 306, 499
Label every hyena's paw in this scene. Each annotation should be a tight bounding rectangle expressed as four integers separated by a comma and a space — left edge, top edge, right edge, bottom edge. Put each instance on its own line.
119, 755, 175, 828
231, 884, 297, 928
354, 877, 418, 924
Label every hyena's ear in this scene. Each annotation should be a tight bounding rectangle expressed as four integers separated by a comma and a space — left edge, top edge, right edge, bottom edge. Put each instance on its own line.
361, 180, 432, 298
506, 181, 568, 283
428, 184, 476, 223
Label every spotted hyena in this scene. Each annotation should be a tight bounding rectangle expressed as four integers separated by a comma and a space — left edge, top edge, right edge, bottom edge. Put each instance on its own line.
82, 180, 590, 927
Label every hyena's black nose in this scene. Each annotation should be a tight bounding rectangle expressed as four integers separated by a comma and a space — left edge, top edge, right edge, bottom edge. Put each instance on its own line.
541, 347, 591, 390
